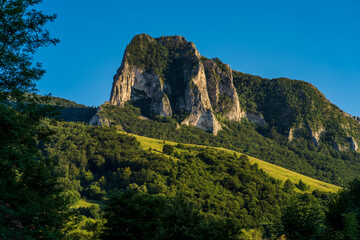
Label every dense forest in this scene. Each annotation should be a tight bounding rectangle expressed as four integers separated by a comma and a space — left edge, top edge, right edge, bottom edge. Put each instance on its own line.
44, 120, 292, 238
41, 120, 360, 239
42, 120, 357, 239
95, 103, 360, 187
232, 71, 360, 147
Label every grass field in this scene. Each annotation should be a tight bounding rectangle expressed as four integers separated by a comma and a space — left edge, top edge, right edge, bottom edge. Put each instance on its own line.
72, 199, 104, 209
121, 132, 341, 193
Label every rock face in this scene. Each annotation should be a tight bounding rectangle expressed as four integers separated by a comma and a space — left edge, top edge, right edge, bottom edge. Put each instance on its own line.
349, 137, 358, 152
309, 126, 325, 147
110, 61, 172, 116
89, 103, 117, 127
109, 34, 247, 134
286, 123, 360, 152
288, 127, 302, 142
89, 113, 111, 127
332, 138, 359, 152
342, 111, 360, 123
202, 58, 243, 121
353, 116, 360, 122
245, 113, 266, 126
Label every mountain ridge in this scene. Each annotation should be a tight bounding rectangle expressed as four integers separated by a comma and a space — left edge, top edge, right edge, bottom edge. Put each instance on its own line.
71, 33, 360, 187
92, 33, 360, 153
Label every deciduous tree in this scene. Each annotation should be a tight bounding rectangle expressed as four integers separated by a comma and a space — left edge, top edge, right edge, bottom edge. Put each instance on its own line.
0, 1, 69, 239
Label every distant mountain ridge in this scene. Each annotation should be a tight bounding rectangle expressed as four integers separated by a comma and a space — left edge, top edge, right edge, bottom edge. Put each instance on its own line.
92, 33, 360, 152
232, 71, 360, 152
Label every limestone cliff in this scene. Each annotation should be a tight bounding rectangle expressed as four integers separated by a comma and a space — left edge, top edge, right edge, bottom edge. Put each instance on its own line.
309, 125, 326, 147
109, 34, 248, 134
349, 137, 358, 152
110, 60, 172, 116
202, 58, 243, 121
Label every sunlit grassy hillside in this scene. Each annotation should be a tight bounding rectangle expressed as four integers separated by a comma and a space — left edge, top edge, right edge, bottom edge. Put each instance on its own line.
122, 132, 341, 193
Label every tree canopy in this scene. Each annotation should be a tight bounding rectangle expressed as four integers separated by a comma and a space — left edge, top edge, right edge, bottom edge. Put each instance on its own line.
0, 1, 70, 239
0, 0, 58, 102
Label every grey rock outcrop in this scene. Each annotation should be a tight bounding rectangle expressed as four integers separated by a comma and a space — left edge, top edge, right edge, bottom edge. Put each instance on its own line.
203, 58, 243, 121
89, 113, 111, 127
110, 60, 172, 116
333, 142, 345, 152
342, 111, 360, 123
108, 34, 267, 134
287, 124, 326, 146
288, 126, 303, 142
353, 116, 360, 122
179, 51, 222, 134
309, 126, 325, 147
89, 105, 112, 127
332, 138, 359, 152
349, 137, 358, 152
245, 113, 266, 126
89, 103, 119, 128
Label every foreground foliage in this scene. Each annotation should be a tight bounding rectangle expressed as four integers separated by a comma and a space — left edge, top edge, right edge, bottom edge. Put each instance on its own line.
0, 0, 58, 102
103, 190, 250, 240
0, 0, 71, 239
0, 105, 70, 239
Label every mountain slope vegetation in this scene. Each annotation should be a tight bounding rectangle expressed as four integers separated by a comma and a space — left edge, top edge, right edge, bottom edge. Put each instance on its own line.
233, 71, 360, 150
94, 103, 360, 186
43, 120, 338, 238
126, 132, 340, 193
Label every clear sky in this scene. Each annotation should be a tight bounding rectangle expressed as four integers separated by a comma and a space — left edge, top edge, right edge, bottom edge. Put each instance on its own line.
35, 0, 360, 116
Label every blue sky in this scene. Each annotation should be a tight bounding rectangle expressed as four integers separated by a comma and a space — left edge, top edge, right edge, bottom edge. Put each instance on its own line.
36, 0, 360, 116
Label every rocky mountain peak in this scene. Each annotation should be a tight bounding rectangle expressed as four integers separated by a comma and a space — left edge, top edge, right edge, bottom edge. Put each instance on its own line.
89, 33, 360, 152
109, 34, 246, 134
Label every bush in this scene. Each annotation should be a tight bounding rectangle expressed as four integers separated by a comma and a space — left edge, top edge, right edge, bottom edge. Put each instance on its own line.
162, 144, 174, 155
296, 179, 310, 191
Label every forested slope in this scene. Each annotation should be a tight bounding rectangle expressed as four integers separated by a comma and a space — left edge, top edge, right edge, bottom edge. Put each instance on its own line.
93, 104, 360, 186
44, 120, 322, 238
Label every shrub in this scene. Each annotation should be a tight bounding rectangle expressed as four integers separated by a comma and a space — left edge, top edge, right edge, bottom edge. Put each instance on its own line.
163, 144, 174, 155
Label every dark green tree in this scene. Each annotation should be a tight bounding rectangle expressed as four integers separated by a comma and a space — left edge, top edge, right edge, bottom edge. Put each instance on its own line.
296, 179, 310, 191
283, 179, 295, 192
282, 194, 325, 240
101, 190, 167, 240
162, 144, 174, 155
0, 1, 69, 239
160, 196, 210, 240
0, 105, 69, 239
101, 191, 241, 240
325, 178, 360, 240
0, 0, 58, 102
